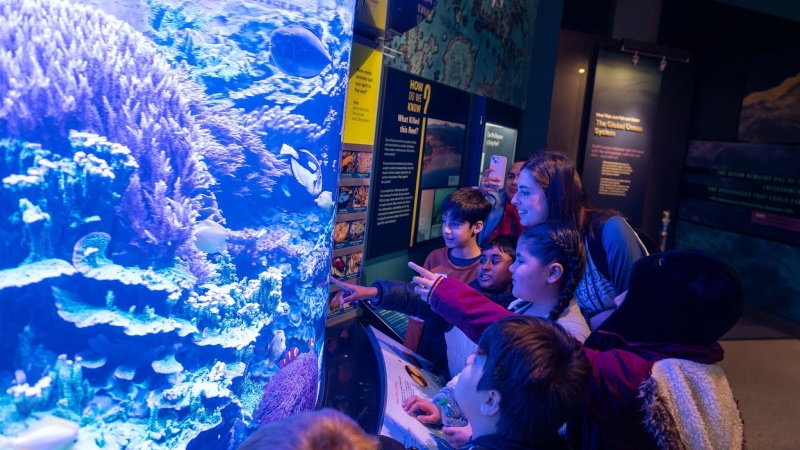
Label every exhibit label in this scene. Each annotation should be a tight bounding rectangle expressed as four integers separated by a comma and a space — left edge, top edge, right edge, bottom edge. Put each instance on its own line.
367, 67, 468, 259
581, 50, 662, 226
343, 41, 383, 146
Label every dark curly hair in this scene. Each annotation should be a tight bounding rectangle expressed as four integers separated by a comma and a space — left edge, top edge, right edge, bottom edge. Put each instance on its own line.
481, 234, 517, 261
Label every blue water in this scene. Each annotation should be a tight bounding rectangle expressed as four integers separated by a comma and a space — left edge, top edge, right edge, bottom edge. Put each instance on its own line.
0, 0, 355, 448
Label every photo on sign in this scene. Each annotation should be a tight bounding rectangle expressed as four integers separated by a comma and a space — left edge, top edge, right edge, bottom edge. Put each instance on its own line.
738, 49, 800, 144
346, 252, 363, 276
429, 187, 457, 240
353, 185, 369, 209
349, 219, 366, 242
334, 221, 351, 247
416, 189, 435, 243
356, 152, 373, 175
341, 150, 356, 174
331, 255, 347, 279
337, 186, 354, 211
420, 118, 465, 189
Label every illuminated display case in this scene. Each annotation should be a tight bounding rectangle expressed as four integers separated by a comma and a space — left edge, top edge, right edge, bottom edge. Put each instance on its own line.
0, 0, 355, 447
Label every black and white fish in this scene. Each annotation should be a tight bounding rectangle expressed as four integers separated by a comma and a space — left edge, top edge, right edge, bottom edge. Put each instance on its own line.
280, 144, 322, 198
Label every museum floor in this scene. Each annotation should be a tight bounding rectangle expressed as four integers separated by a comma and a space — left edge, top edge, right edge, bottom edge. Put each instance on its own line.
719, 315, 800, 450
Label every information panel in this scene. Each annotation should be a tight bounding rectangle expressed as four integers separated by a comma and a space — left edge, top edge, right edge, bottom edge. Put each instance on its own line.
581, 50, 662, 226
367, 67, 469, 259
368, 327, 450, 449
343, 40, 383, 147
679, 140, 800, 246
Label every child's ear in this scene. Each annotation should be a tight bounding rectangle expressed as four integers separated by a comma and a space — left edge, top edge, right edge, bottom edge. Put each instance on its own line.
479, 389, 501, 417
472, 221, 484, 234
547, 262, 564, 285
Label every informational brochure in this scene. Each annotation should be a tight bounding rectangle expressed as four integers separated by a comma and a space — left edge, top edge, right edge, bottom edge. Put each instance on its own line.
368, 327, 455, 450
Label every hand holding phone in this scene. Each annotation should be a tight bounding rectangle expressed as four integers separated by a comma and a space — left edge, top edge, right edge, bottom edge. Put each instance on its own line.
480, 155, 506, 195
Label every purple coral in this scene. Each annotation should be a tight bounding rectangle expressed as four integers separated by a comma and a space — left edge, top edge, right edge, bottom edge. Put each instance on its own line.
0, 0, 215, 268
253, 352, 318, 425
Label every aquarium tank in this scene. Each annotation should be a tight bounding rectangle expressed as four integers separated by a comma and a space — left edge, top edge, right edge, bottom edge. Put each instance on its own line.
0, 0, 355, 447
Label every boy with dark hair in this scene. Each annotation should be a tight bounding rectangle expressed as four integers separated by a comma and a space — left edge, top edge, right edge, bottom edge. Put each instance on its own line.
423, 187, 492, 284
405, 315, 590, 450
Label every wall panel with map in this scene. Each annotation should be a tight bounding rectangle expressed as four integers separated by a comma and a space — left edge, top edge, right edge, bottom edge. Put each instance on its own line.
383, 0, 539, 109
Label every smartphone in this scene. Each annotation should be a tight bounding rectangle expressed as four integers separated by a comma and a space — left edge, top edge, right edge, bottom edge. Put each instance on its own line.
489, 155, 508, 178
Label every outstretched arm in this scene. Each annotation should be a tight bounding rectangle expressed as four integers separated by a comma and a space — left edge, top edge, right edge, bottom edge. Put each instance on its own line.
409, 263, 514, 343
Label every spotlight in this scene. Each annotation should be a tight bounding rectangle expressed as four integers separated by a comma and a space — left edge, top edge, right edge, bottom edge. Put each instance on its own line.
659, 56, 667, 71
578, 68, 585, 74
632, 51, 640, 66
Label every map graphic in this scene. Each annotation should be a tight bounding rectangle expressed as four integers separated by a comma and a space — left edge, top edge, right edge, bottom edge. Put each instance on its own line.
385, 0, 538, 108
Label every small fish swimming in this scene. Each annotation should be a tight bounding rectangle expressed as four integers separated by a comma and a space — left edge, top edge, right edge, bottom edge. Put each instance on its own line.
269, 25, 332, 78
280, 144, 322, 197
314, 191, 334, 211
0, 415, 79, 450
268, 330, 287, 367
194, 219, 228, 254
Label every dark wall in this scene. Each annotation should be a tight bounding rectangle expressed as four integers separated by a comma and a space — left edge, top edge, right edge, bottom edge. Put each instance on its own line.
546, 29, 695, 244
660, 0, 800, 330
546, 29, 596, 162
516, 0, 564, 159
659, 0, 800, 141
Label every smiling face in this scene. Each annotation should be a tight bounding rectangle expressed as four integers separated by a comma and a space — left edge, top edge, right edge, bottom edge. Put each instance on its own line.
504, 161, 525, 199
511, 170, 548, 226
509, 244, 551, 302
477, 246, 514, 293
442, 214, 480, 250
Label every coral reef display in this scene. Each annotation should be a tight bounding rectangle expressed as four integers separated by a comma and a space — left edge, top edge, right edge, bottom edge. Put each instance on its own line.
0, 0, 355, 448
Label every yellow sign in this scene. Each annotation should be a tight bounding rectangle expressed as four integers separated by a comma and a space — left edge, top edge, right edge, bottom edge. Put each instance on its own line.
343, 42, 383, 146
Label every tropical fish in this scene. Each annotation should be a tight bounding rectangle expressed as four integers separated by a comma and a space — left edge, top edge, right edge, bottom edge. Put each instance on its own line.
280, 144, 322, 197
268, 330, 287, 367
14, 370, 25, 386
314, 191, 334, 210
279, 347, 300, 368
269, 25, 332, 78
194, 219, 228, 254
0, 415, 79, 450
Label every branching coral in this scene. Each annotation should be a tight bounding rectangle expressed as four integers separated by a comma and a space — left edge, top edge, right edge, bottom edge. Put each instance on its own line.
0, 133, 136, 267
0, 0, 220, 268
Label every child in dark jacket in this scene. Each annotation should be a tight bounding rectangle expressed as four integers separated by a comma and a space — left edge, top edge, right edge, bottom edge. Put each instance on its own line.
566, 249, 745, 450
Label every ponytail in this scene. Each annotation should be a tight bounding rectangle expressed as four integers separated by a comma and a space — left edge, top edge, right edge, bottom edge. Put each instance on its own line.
547, 235, 583, 321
